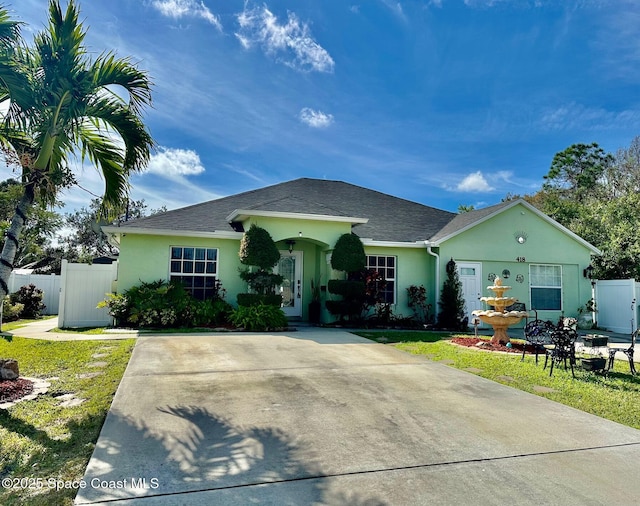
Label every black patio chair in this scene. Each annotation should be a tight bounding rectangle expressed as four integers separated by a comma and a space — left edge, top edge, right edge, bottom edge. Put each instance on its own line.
521, 317, 553, 365
544, 326, 578, 378
607, 329, 637, 375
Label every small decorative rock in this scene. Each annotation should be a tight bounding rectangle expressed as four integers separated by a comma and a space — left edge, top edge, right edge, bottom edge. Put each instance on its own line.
0, 359, 19, 380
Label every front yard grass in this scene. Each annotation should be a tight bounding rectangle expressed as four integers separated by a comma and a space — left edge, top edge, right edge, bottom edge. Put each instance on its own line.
354, 331, 640, 430
0, 336, 135, 506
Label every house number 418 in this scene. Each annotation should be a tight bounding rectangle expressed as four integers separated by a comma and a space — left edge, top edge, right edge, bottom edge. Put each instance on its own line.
516, 257, 526, 263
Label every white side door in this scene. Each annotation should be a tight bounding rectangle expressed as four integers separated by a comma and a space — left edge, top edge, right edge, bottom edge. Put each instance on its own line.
457, 262, 483, 326
276, 251, 303, 317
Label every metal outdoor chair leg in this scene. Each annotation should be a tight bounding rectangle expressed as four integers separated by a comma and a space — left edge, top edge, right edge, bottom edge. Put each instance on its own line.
608, 345, 637, 375
626, 349, 637, 375
608, 348, 617, 372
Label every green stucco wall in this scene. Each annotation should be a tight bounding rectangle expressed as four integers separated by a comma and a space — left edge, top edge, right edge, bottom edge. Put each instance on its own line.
117, 234, 246, 299
362, 245, 436, 321
437, 203, 595, 322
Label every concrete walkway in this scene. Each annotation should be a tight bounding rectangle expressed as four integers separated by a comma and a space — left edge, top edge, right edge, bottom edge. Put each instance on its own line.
3, 317, 138, 341
69, 327, 640, 505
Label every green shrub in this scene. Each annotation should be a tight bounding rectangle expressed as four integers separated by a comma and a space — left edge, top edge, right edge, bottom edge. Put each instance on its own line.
238, 224, 283, 296
326, 234, 367, 321
10, 284, 45, 319
239, 224, 281, 270
237, 293, 283, 307
238, 271, 283, 295
327, 280, 365, 298
437, 259, 467, 330
98, 293, 129, 326
98, 279, 231, 329
2, 296, 24, 322
230, 303, 288, 331
193, 298, 233, 327
330, 233, 366, 272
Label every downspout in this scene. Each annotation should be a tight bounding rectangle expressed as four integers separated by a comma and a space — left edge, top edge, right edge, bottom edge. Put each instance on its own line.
426, 242, 440, 311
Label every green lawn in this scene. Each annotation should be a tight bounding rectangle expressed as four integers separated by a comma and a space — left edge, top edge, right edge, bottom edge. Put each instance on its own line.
354, 331, 640, 430
0, 335, 135, 506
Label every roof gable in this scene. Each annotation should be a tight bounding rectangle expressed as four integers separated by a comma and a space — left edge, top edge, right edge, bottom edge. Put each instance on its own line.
430, 199, 601, 254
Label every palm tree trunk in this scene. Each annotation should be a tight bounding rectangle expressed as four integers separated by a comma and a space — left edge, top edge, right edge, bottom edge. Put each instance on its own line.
0, 182, 35, 299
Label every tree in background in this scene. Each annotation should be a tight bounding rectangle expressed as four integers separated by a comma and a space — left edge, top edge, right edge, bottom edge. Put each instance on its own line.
63, 198, 166, 261
514, 137, 640, 279
0, 1, 154, 298
0, 178, 62, 269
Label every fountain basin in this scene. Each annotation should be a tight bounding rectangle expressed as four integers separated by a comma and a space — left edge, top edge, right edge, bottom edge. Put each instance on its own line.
480, 297, 517, 308
473, 310, 528, 345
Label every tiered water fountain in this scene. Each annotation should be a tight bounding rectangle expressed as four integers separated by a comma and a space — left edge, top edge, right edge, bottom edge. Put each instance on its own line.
472, 277, 528, 345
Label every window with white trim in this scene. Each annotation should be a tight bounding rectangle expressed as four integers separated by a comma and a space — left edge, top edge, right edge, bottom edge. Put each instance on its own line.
530, 264, 562, 310
366, 255, 396, 304
169, 246, 218, 300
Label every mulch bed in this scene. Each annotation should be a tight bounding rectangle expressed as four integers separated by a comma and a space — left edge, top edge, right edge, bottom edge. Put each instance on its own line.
451, 337, 533, 354
0, 378, 34, 403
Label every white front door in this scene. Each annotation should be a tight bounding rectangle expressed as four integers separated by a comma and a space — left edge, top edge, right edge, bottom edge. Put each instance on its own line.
457, 262, 483, 326
276, 250, 303, 317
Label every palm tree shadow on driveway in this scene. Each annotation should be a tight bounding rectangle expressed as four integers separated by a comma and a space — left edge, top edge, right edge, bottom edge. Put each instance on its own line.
76, 404, 387, 505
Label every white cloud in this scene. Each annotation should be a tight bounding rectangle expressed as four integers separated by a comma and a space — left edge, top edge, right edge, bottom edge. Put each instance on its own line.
299, 108, 334, 128
151, 0, 222, 29
380, 1, 408, 22
538, 102, 640, 131
455, 171, 494, 192
144, 147, 206, 178
235, 5, 335, 73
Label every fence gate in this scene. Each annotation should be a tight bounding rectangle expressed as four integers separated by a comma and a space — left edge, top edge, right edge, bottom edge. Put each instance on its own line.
595, 279, 639, 334
58, 260, 118, 328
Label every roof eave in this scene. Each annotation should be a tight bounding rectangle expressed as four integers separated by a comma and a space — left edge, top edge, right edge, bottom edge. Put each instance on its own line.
102, 226, 244, 241
226, 209, 369, 225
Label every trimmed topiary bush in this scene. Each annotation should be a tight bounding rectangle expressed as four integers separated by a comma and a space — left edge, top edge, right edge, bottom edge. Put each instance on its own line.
326, 234, 367, 321
238, 224, 283, 298
330, 233, 366, 272
239, 224, 281, 270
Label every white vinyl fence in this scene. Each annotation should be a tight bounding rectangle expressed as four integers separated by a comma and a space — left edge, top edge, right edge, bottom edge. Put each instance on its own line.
595, 279, 640, 334
8, 271, 60, 315
58, 260, 118, 328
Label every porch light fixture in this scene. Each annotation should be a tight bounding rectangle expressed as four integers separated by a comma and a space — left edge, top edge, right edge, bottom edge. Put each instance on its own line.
583, 264, 594, 279
286, 240, 296, 254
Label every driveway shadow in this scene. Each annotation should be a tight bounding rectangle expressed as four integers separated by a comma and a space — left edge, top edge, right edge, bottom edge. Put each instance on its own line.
76, 405, 387, 505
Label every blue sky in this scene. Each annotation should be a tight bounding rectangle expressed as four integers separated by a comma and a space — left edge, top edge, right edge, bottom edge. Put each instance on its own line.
5, 0, 640, 214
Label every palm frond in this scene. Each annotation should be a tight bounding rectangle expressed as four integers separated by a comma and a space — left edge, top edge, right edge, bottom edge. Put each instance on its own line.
0, 5, 21, 45
84, 95, 154, 172
76, 126, 129, 211
92, 53, 153, 113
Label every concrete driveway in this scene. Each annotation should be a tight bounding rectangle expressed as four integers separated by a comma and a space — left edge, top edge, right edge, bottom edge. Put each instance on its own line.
75, 328, 640, 505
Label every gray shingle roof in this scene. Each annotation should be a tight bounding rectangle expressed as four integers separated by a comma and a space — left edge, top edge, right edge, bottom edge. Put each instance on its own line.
428, 200, 514, 243
119, 178, 457, 243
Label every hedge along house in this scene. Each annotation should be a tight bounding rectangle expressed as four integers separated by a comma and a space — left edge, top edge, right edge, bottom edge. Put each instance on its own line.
103, 178, 600, 326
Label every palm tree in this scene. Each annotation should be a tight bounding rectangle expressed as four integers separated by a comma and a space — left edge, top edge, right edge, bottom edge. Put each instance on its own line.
0, 1, 154, 298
